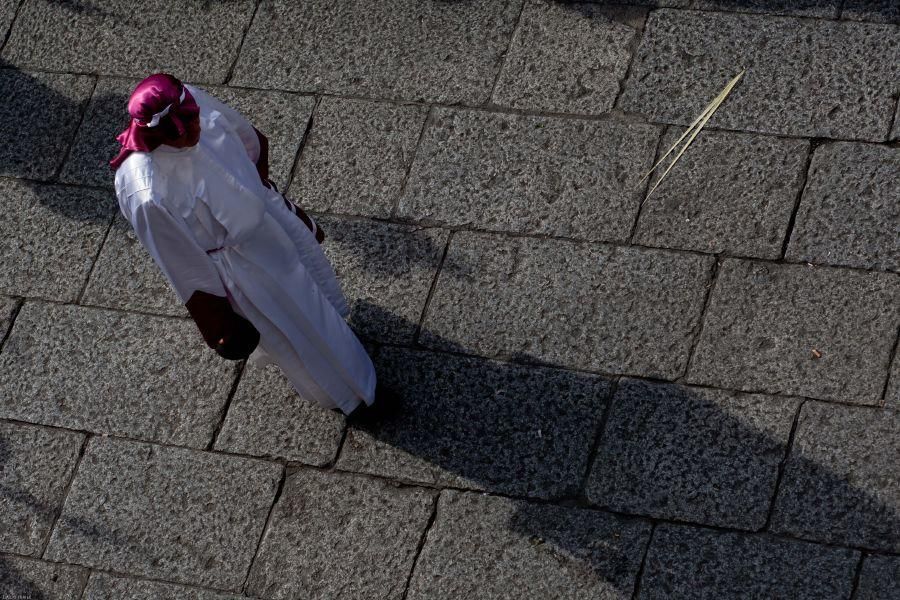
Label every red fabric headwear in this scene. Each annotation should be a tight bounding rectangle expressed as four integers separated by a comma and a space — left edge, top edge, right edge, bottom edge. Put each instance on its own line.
109, 73, 200, 170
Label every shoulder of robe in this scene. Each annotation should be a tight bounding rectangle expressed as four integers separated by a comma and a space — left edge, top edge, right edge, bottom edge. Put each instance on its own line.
114, 153, 164, 209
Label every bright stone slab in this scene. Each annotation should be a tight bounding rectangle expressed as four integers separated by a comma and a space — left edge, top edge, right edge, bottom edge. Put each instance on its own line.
0, 422, 84, 555
422, 233, 713, 378
0, 555, 88, 600
771, 402, 900, 552
83, 572, 245, 600
634, 129, 808, 258
407, 491, 652, 600
45, 437, 281, 590
586, 379, 799, 529
246, 469, 433, 600
0, 180, 114, 301
338, 347, 610, 498
397, 109, 659, 242
2, 0, 256, 82
786, 143, 900, 272
620, 10, 899, 140
0, 303, 234, 448
688, 260, 900, 404
292, 97, 428, 218
640, 525, 858, 599
232, 0, 522, 103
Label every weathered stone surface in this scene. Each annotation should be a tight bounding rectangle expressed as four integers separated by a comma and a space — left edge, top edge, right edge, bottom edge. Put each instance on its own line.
640, 525, 858, 599
214, 364, 345, 465
634, 129, 808, 258
887, 350, 900, 409
2, 0, 256, 82
232, 0, 523, 103
339, 348, 609, 498
319, 216, 448, 344
246, 469, 433, 600
786, 143, 900, 272
842, 0, 900, 23
0, 1, 17, 39
688, 260, 900, 404
0, 179, 115, 301
586, 379, 799, 529
292, 97, 428, 218
492, 2, 638, 114
408, 491, 651, 600
693, 0, 840, 17
0, 303, 234, 448
0, 422, 84, 555
771, 402, 900, 552
421, 233, 713, 378
0, 555, 88, 600
0, 69, 95, 179
397, 109, 659, 242
856, 555, 900, 600
620, 10, 900, 140
45, 437, 281, 590
0, 297, 17, 341
83, 572, 245, 600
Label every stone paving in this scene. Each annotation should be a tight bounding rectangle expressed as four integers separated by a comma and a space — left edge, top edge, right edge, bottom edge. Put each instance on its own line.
0, 0, 897, 598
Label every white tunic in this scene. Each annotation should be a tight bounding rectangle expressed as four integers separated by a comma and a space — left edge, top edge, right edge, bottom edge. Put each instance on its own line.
114, 85, 375, 414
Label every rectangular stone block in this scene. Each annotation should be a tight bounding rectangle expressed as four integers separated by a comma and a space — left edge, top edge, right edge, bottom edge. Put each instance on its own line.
619, 10, 899, 140
83, 572, 244, 600
337, 347, 610, 498
246, 469, 434, 600
0, 422, 84, 555
45, 437, 281, 590
0, 180, 115, 301
291, 97, 428, 218
856, 555, 900, 600
586, 379, 799, 529
688, 260, 900, 404
492, 1, 638, 115
214, 364, 345, 465
0, 303, 234, 448
640, 525, 858, 599
0, 296, 18, 341
0, 69, 95, 179
842, 0, 900, 23
2, 0, 256, 82
407, 491, 652, 600
0, 555, 88, 600
397, 109, 659, 242
421, 233, 713, 378
786, 143, 900, 272
319, 216, 449, 344
633, 129, 808, 258
232, 0, 523, 103
693, 0, 840, 17
771, 402, 900, 552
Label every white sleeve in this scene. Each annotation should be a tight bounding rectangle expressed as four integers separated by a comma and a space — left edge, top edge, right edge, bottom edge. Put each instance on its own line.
186, 85, 260, 163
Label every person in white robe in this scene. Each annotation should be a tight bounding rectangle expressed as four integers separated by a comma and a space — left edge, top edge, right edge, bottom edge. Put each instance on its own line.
110, 73, 376, 415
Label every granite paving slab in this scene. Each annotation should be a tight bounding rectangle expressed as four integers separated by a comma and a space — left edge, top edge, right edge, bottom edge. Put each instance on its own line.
0, 0, 18, 42
0, 422, 84, 555
633, 129, 808, 258
406, 491, 652, 600
856, 555, 900, 600
692, 0, 840, 17
586, 379, 799, 529
1, 0, 256, 82
0, 69, 95, 180
842, 0, 900, 23
245, 469, 434, 600
0, 296, 17, 341
397, 109, 659, 242
688, 260, 900, 404
82, 572, 246, 600
45, 437, 281, 590
338, 347, 610, 498
0, 555, 88, 600
492, 1, 638, 115
291, 97, 428, 218
0, 302, 234, 448
213, 364, 345, 465
886, 350, 900, 409
421, 233, 713, 378
0, 179, 115, 302
619, 10, 900, 140
786, 142, 900, 272
232, 0, 523, 104
319, 216, 449, 344
640, 525, 858, 599
771, 402, 900, 552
